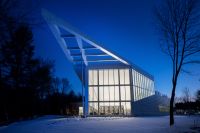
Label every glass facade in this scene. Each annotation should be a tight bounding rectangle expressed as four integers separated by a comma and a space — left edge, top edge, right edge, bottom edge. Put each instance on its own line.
132, 70, 154, 101
89, 68, 131, 116
88, 68, 154, 116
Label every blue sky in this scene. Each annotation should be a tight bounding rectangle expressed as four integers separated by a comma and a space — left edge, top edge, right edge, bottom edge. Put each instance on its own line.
33, 0, 200, 97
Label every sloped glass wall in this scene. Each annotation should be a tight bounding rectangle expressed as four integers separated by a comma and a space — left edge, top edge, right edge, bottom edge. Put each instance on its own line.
132, 69, 155, 101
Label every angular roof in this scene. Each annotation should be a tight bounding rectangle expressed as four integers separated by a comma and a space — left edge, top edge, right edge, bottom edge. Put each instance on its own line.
42, 9, 129, 66
42, 9, 154, 80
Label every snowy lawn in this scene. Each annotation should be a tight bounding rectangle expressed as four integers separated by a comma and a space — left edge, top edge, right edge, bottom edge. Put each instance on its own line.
0, 115, 199, 133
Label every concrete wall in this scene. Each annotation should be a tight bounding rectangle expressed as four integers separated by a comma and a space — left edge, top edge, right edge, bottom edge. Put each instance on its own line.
133, 93, 169, 116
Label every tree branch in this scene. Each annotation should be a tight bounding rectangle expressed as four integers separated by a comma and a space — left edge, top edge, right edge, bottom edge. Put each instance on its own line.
182, 60, 200, 65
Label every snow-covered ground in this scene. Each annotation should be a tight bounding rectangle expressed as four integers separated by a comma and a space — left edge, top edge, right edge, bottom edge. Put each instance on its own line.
0, 115, 199, 133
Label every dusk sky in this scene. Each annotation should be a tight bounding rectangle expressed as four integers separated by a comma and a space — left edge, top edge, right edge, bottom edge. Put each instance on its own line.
33, 0, 200, 97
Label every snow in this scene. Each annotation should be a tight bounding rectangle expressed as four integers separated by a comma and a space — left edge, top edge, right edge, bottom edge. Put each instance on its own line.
0, 115, 199, 133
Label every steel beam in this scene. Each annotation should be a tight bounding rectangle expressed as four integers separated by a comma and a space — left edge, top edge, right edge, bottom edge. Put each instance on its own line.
76, 36, 88, 66
61, 34, 75, 38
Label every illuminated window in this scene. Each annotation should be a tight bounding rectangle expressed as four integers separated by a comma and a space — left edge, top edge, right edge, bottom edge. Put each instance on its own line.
93, 70, 98, 85
88, 68, 138, 116
104, 69, 108, 85
114, 69, 119, 85
104, 86, 109, 101
109, 69, 114, 85
114, 86, 119, 101
99, 70, 103, 85
119, 69, 125, 84
109, 86, 115, 101
89, 70, 93, 85
89, 87, 98, 101
99, 87, 104, 101
89, 102, 98, 115
124, 69, 130, 84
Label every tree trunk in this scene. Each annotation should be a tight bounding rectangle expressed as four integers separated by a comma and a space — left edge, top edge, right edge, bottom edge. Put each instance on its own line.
170, 81, 177, 125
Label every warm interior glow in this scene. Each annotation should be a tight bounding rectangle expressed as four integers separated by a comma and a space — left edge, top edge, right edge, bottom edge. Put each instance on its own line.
88, 68, 154, 116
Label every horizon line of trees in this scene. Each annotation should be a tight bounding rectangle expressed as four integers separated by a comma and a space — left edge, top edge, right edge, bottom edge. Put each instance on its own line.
175, 89, 200, 115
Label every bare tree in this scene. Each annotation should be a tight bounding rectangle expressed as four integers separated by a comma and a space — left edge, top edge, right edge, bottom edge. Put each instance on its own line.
154, 0, 200, 125
196, 89, 200, 102
182, 87, 191, 103
61, 78, 70, 94
52, 77, 61, 93
174, 96, 182, 103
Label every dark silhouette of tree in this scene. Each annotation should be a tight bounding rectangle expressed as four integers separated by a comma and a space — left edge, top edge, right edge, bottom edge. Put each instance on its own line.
0, 25, 35, 121
0, 0, 53, 120
46, 77, 81, 115
0, 0, 82, 124
46, 89, 82, 115
51, 77, 61, 93
154, 0, 200, 125
61, 78, 70, 94
196, 90, 200, 102
0, 24, 55, 122
1, 25, 34, 89
175, 101, 199, 114
29, 59, 54, 99
182, 87, 191, 103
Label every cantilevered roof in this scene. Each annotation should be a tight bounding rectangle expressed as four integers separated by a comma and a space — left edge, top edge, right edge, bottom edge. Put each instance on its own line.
42, 9, 154, 80
42, 9, 129, 67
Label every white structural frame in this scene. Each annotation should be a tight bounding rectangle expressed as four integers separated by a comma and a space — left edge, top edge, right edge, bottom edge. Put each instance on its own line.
42, 9, 129, 66
42, 9, 155, 117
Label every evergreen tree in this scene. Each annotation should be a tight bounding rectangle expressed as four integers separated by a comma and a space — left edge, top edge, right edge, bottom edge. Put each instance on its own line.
1, 25, 34, 89
0, 25, 54, 121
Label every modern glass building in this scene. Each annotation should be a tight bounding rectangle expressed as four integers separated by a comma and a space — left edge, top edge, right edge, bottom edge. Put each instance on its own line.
88, 67, 154, 116
42, 10, 168, 117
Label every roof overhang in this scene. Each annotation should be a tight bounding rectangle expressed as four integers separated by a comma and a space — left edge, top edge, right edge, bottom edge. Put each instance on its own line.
42, 9, 154, 81
42, 9, 130, 67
